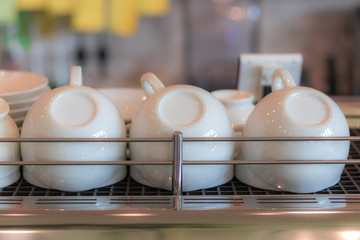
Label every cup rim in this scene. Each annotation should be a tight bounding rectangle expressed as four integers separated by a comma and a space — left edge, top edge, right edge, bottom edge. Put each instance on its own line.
212, 89, 254, 102
212, 89, 254, 110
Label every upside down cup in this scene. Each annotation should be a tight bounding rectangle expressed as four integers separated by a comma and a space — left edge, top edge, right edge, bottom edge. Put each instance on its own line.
129, 73, 235, 192
21, 66, 127, 192
236, 68, 350, 193
0, 98, 20, 187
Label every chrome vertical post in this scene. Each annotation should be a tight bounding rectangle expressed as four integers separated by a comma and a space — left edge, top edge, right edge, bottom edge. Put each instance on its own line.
172, 131, 183, 210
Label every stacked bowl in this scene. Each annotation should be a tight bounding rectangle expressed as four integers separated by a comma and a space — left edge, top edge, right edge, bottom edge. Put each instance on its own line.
0, 70, 50, 130
97, 87, 146, 124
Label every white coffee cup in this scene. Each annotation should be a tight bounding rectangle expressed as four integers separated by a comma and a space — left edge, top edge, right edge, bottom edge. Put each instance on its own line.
237, 68, 350, 193
129, 73, 234, 192
211, 89, 255, 159
21, 66, 127, 192
0, 98, 20, 187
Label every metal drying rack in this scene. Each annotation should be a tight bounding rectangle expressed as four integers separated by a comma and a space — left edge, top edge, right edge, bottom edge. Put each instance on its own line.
0, 129, 360, 212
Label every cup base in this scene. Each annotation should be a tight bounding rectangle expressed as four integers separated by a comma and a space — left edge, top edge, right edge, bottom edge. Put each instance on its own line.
158, 91, 204, 127
285, 91, 331, 126
51, 90, 97, 127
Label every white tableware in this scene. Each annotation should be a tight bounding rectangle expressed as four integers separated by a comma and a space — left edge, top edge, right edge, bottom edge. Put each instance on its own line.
129, 72, 234, 192
237, 68, 350, 193
7, 86, 51, 129
0, 97, 20, 188
21, 66, 127, 192
0, 70, 49, 102
211, 89, 255, 159
97, 87, 146, 123
9, 107, 28, 119
14, 117, 24, 128
7, 93, 44, 110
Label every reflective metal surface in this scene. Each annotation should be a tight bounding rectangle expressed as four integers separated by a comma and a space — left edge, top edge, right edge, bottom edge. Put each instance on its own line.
0, 130, 358, 239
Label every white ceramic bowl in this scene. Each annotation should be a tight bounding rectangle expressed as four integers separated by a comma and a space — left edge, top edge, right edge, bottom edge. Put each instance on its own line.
8, 99, 35, 110
9, 107, 28, 119
0, 70, 49, 102
0, 97, 20, 187
129, 73, 234, 192
97, 88, 146, 123
21, 66, 127, 192
211, 89, 255, 160
237, 69, 350, 193
211, 90, 255, 126
7, 93, 45, 110
7, 86, 51, 129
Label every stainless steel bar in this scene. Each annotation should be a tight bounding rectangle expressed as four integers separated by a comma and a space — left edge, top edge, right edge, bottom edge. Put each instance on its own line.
0, 136, 356, 143
0, 161, 172, 165
183, 136, 359, 142
0, 159, 357, 166
0, 138, 172, 142
172, 131, 183, 210
181, 159, 357, 165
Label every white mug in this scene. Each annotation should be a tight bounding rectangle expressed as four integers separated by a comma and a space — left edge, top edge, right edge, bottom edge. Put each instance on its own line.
21, 66, 127, 192
0, 97, 20, 188
237, 68, 350, 193
129, 73, 235, 192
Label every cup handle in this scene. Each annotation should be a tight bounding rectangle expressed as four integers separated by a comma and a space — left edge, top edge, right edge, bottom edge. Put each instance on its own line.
271, 68, 296, 92
70, 66, 83, 87
140, 72, 165, 97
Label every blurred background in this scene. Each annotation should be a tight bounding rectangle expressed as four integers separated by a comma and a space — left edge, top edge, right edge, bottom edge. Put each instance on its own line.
0, 0, 359, 94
